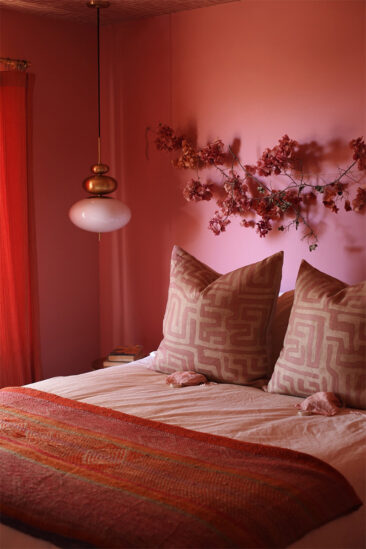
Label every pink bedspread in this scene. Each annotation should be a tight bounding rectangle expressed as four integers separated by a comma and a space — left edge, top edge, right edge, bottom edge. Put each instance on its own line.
0, 386, 361, 548
1, 357, 365, 548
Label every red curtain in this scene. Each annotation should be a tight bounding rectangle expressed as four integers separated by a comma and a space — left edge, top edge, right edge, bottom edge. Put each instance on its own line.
0, 71, 41, 387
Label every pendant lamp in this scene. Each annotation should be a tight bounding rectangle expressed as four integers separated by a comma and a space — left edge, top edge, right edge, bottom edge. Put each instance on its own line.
69, 0, 131, 234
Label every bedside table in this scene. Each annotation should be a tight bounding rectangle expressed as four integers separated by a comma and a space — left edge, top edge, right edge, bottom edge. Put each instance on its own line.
92, 346, 144, 370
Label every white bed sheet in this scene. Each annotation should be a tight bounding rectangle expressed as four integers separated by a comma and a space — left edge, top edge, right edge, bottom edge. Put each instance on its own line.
2, 355, 365, 549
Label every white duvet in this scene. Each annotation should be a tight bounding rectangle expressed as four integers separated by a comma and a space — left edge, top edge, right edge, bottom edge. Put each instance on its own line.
2, 355, 365, 549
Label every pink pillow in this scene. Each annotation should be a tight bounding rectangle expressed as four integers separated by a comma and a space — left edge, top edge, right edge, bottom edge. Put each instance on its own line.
268, 261, 366, 409
153, 246, 283, 385
269, 290, 294, 373
166, 371, 208, 388
296, 392, 343, 416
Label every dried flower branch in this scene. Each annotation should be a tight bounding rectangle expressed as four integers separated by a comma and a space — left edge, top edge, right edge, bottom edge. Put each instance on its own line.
154, 124, 366, 251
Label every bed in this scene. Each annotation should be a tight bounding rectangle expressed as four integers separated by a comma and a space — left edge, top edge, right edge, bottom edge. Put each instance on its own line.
1, 357, 365, 549
1, 248, 365, 548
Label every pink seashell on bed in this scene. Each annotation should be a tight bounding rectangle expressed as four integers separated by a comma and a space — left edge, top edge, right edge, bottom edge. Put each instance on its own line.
166, 371, 208, 387
296, 392, 343, 416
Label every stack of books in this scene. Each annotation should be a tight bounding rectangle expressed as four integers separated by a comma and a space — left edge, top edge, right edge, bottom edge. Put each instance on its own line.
103, 345, 143, 368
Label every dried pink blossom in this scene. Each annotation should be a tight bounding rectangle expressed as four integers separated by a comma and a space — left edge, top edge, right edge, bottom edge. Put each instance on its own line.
208, 213, 230, 235
198, 140, 226, 166
183, 179, 213, 202
256, 135, 299, 176
155, 124, 182, 152
350, 137, 366, 171
154, 124, 366, 249
256, 219, 273, 237
352, 187, 366, 212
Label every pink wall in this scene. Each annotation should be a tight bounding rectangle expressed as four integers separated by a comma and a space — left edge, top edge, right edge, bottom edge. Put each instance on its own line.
99, 0, 365, 357
0, 9, 100, 378
1, 1, 364, 371
99, 16, 175, 356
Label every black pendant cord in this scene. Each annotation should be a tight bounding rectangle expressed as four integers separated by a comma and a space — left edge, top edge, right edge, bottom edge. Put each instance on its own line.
97, 7, 101, 143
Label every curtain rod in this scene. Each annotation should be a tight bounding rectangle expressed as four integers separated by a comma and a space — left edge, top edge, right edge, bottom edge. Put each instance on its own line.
0, 57, 30, 71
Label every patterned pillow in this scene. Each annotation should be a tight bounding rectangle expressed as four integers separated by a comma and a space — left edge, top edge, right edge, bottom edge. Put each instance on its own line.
268, 260, 366, 409
153, 246, 283, 385
269, 290, 294, 374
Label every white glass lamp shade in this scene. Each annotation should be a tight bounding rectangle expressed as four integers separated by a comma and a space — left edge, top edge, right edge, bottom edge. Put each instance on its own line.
69, 197, 131, 233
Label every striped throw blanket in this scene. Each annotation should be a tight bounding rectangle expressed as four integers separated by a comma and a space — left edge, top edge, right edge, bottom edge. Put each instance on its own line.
0, 387, 361, 548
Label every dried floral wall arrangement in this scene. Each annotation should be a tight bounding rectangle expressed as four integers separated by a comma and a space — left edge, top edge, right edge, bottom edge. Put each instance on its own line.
154, 125, 366, 251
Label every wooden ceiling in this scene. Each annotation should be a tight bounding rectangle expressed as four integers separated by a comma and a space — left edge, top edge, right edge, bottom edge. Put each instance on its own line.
0, 0, 239, 24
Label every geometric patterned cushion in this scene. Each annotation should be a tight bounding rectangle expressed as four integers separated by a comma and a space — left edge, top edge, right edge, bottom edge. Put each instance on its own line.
153, 246, 283, 385
269, 290, 295, 375
268, 261, 366, 409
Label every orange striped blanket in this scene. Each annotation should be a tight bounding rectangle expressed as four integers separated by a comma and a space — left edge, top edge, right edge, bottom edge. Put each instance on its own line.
0, 387, 361, 548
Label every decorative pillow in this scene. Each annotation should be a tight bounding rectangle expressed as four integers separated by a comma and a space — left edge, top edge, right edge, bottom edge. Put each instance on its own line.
269, 290, 294, 373
153, 246, 283, 385
268, 260, 366, 409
